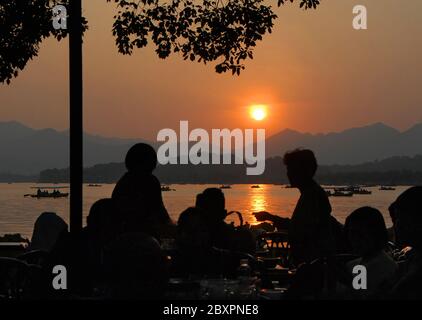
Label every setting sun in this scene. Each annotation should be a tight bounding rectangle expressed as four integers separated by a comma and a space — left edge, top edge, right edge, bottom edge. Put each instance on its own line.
250, 105, 267, 121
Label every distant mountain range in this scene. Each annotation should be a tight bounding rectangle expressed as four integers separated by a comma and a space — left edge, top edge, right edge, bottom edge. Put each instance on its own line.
0, 121, 148, 175
1, 121, 422, 175
38, 155, 422, 185
265, 122, 422, 165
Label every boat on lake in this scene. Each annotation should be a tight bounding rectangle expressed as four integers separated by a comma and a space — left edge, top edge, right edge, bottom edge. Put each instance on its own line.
380, 186, 396, 191
161, 185, 175, 191
353, 188, 372, 195
329, 189, 354, 197
329, 186, 372, 195
25, 188, 69, 198
24, 187, 69, 199
219, 185, 232, 189
342, 186, 372, 195
251, 185, 261, 189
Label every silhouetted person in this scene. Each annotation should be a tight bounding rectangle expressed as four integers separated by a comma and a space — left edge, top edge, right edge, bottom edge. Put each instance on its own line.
343, 207, 398, 298
176, 207, 211, 252
254, 149, 334, 266
196, 188, 255, 254
47, 199, 119, 297
112, 143, 173, 237
171, 207, 240, 278
80, 198, 122, 291
86, 198, 121, 246
29, 212, 68, 252
388, 186, 422, 299
103, 232, 169, 299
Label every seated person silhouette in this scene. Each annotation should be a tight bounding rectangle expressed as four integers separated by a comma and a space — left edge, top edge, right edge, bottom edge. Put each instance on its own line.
196, 188, 255, 254
47, 199, 120, 297
112, 143, 174, 237
254, 149, 335, 266
340, 207, 398, 299
29, 212, 68, 252
82, 198, 122, 290
171, 207, 240, 278
388, 186, 422, 299
103, 232, 169, 299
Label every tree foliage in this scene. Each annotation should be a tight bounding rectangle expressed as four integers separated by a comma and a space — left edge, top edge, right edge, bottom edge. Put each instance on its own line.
0, 0, 320, 84
108, 0, 320, 75
0, 0, 87, 84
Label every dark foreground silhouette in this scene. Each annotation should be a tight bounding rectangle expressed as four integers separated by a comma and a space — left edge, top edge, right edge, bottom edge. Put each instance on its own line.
1, 145, 422, 300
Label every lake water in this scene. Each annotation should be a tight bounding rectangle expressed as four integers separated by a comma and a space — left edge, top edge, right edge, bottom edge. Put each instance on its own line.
0, 183, 406, 239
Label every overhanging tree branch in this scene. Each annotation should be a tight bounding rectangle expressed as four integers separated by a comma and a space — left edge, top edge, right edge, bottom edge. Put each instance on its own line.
0, 0, 87, 84
107, 0, 320, 75
0, 0, 321, 83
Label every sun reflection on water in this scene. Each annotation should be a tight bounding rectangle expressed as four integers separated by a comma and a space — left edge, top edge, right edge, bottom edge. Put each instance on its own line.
249, 185, 267, 225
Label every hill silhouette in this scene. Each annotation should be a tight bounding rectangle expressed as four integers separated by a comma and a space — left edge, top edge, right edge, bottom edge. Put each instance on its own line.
38, 154, 422, 185
1, 121, 422, 175
0, 121, 153, 175
265, 122, 422, 165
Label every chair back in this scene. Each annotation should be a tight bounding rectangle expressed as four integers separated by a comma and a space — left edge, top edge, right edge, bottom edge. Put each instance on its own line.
0, 257, 31, 299
17, 250, 49, 266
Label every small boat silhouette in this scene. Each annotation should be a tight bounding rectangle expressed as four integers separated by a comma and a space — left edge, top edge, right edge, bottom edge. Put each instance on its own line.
379, 186, 396, 191
25, 189, 69, 198
161, 185, 175, 191
330, 190, 353, 197
353, 188, 372, 195
25, 186, 69, 199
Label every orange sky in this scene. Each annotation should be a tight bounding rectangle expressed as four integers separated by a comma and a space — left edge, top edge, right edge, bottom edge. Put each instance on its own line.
0, 0, 421, 140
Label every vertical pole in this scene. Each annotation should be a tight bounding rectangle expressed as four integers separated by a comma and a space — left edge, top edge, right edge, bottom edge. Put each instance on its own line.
69, 0, 83, 233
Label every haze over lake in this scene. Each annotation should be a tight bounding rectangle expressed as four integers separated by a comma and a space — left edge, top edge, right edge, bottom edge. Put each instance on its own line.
0, 183, 404, 239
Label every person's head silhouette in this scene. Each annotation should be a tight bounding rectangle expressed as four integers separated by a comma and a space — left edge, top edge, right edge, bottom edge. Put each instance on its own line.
197, 188, 227, 222
389, 186, 422, 248
177, 207, 210, 250
283, 149, 317, 188
125, 143, 157, 174
345, 206, 388, 257
87, 198, 119, 244
30, 212, 68, 252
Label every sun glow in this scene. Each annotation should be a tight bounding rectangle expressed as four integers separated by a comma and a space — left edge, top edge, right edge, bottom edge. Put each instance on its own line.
250, 105, 267, 121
